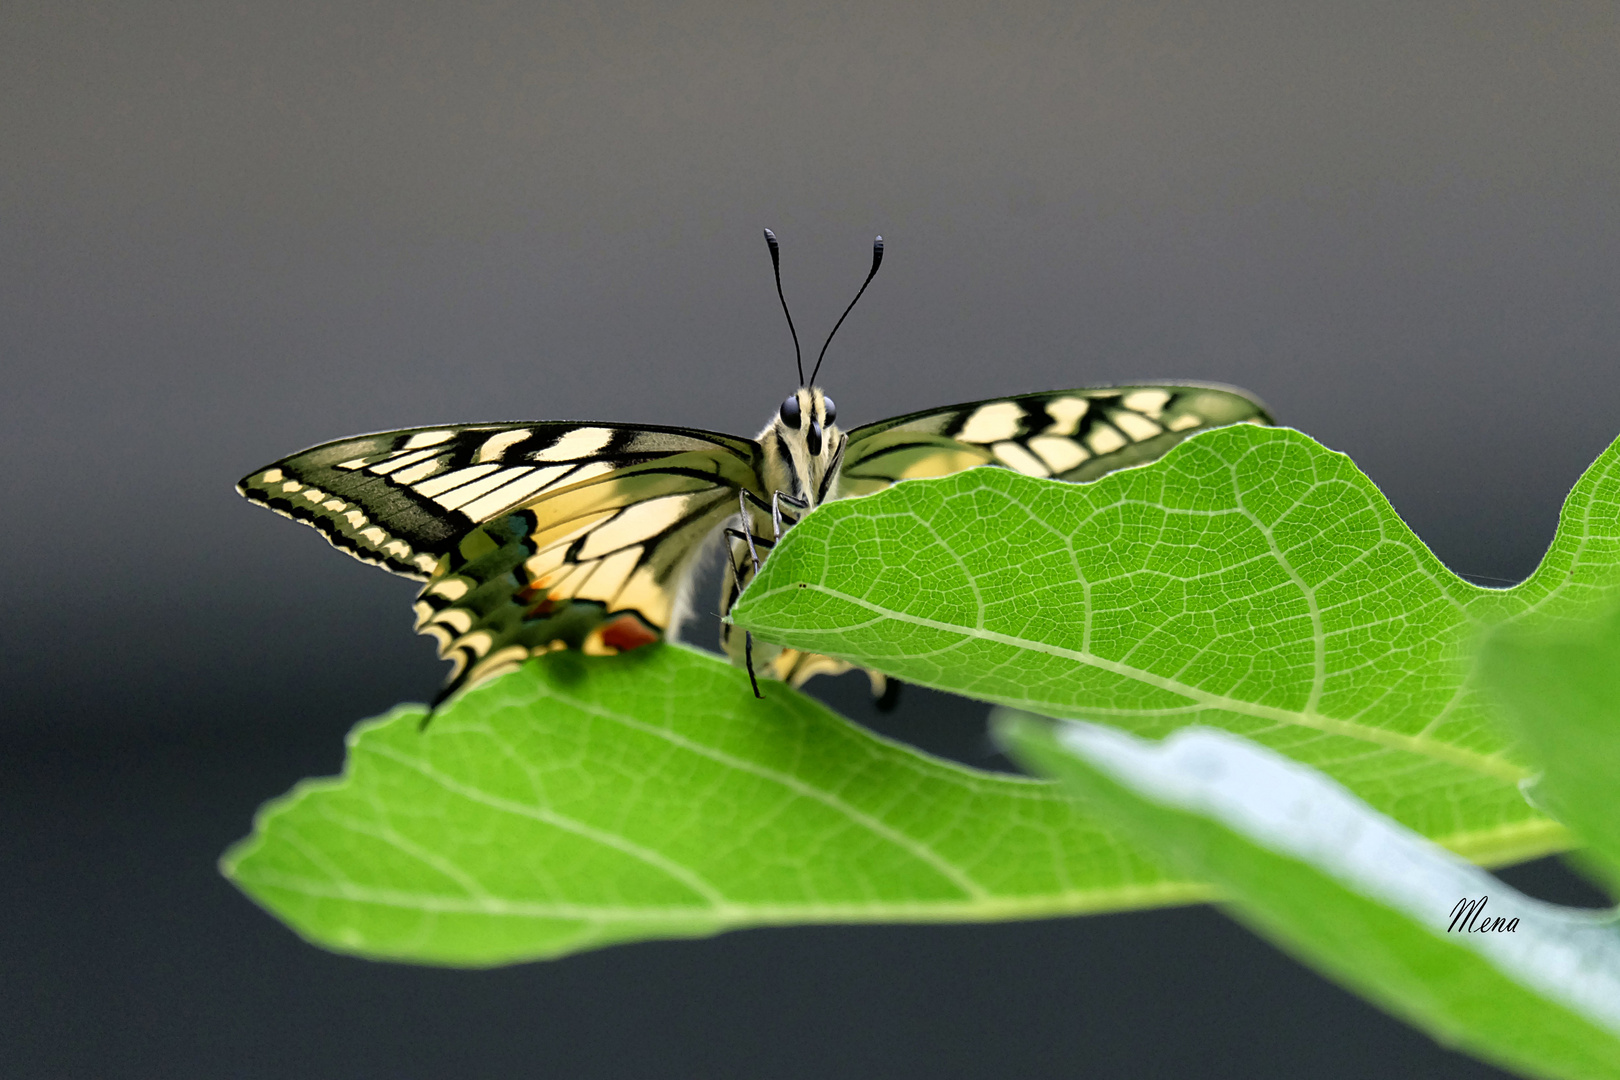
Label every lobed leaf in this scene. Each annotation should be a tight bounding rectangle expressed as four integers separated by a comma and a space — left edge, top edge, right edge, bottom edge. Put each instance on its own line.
733, 425, 1620, 863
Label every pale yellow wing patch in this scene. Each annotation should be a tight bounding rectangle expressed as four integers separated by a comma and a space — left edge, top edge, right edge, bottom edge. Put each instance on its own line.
410, 446, 764, 702
239, 420, 761, 582
840, 383, 1272, 496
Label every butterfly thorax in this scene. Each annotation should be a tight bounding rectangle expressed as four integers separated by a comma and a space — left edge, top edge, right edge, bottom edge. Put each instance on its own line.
715, 385, 857, 688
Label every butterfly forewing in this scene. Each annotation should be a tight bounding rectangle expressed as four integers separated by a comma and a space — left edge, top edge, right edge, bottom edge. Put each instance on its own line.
838, 383, 1272, 496
238, 422, 762, 579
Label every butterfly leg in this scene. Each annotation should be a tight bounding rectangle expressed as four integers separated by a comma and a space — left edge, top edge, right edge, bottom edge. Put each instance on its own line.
735, 490, 768, 574
767, 492, 808, 542
740, 488, 807, 541
723, 523, 774, 699
743, 628, 760, 698
728, 489, 812, 700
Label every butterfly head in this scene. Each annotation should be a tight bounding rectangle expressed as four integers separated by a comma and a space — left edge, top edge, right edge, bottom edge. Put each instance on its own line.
760, 386, 844, 507
754, 229, 880, 507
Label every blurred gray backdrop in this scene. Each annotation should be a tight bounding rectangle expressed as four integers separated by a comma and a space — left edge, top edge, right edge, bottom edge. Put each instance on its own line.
3, 1, 1617, 1077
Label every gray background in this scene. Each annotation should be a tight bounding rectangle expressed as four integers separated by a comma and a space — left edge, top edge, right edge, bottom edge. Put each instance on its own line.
3, 1, 1617, 1076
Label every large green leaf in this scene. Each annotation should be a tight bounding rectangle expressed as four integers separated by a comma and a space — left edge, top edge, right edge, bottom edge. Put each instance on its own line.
733, 425, 1620, 863
1000, 713, 1620, 1080
223, 645, 1203, 966
1484, 604, 1620, 895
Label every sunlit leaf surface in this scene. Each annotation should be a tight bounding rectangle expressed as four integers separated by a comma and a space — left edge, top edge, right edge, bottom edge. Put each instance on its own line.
736, 425, 1620, 861
223, 646, 1203, 965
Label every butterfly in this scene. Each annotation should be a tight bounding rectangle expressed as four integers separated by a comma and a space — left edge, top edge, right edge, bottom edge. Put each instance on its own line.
239, 232, 1273, 706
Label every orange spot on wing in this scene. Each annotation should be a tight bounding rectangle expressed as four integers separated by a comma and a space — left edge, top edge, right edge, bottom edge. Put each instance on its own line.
598, 613, 661, 652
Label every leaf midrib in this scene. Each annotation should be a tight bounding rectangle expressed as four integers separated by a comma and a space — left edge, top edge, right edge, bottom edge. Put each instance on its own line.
230, 865, 1215, 921
756, 584, 1529, 783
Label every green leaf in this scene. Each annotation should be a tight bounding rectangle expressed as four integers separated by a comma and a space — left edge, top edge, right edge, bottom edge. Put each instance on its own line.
1484, 604, 1620, 894
999, 713, 1620, 1080
222, 644, 1204, 966
733, 425, 1620, 863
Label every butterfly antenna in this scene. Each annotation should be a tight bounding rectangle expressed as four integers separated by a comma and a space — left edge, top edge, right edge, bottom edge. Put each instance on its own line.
809, 235, 883, 385
763, 229, 804, 385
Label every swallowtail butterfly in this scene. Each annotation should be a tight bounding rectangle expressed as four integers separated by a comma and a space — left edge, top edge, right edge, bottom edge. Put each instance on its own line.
239, 232, 1273, 705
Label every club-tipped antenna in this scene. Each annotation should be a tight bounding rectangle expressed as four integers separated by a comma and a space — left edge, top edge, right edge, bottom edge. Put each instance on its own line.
763, 229, 804, 385
809, 236, 883, 385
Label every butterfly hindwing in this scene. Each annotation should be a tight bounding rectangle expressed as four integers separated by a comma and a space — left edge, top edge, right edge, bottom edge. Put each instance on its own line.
416, 446, 765, 696
838, 382, 1273, 496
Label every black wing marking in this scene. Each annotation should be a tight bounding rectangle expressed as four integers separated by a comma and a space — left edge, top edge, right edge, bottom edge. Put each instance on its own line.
237, 421, 762, 581
412, 446, 766, 700
838, 382, 1273, 496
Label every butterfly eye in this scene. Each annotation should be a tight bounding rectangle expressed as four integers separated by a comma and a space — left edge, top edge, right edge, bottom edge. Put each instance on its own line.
823, 397, 836, 424
780, 395, 802, 427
